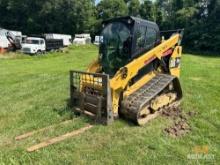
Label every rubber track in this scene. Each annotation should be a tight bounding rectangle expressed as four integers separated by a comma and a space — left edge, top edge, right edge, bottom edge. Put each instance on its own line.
121, 74, 176, 122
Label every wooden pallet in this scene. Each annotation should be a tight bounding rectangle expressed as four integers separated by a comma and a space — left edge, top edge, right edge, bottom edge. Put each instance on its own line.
15, 120, 73, 141
27, 125, 93, 152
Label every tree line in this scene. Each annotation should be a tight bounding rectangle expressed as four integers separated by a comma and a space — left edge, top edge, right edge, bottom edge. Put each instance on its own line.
0, 0, 219, 52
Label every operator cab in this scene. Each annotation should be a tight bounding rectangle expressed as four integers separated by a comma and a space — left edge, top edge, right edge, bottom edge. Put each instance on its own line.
100, 16, 161, 75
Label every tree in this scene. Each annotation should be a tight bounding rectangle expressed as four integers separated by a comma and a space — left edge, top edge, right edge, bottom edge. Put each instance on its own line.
128, 0, 140, 16
38, 0, 96, 35
140, 0, 153, 20
139, 1, 162, 25
0, 0, 44, 33
95, 0, 128, 35
188, 0, 220, 52
151, 2, 163, 25
0, 0, 96, 35
96, 0, 128, 20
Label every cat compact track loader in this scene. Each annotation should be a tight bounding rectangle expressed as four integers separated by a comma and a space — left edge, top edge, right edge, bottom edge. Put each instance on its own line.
70, 16, 184, 126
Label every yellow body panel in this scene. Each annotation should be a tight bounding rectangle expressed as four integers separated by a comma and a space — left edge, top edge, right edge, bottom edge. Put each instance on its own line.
109, 34, 182, 115
86, 34, 182, 116
169, 46, 182, 77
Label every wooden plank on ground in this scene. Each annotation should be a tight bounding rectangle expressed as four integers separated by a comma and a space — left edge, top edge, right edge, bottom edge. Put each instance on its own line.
15, 120, 73, 141
27, 125, 93, 152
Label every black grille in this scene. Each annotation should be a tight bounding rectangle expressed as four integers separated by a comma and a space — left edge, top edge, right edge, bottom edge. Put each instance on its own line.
70, 71, 107, 97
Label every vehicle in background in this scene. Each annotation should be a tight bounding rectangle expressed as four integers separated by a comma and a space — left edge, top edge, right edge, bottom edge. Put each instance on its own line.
44, 33, 72, 46
6, 31, 22, 50
0, 31, 8, 53
21, 37, 63, 55
0, 28, 22, 51
0, 29, 9, 48
73, 34, 91, 45
21, 37, 46, 54
22, 35, 28, 44
93, 36, 101, 45
9, 30, 22, 44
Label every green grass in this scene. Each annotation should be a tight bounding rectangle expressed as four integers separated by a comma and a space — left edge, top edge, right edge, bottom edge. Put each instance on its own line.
0, 45, 219, 164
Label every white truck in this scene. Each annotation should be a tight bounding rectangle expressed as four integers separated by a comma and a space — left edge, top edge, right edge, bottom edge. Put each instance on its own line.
21, 37, 63, 55
0, 28, 22, 50
44, 33, 72, 46
21, 37, 46, 54
73, 34, 91, 45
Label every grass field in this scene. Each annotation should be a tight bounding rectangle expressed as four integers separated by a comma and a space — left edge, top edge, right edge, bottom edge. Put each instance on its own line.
0, 45, 219, 164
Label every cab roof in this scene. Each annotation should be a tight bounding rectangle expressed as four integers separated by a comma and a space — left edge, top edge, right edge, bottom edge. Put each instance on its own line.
102, 16, 159, 29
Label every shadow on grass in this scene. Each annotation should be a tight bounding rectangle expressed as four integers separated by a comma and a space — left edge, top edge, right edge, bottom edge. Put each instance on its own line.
52, 99, 72, 118
52, 99, 100, 125
117, 118, 138, 127
52, 98, 140, 127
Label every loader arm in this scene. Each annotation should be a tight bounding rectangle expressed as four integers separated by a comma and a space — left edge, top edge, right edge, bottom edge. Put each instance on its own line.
110, 34, 180, 90
110, 34, 182, 114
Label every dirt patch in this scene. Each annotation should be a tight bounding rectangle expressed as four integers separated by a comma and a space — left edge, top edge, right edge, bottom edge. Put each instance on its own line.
161, 106, 197, 138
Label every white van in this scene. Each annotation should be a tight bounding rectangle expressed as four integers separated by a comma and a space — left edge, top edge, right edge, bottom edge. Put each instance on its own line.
73, 34, 91, 45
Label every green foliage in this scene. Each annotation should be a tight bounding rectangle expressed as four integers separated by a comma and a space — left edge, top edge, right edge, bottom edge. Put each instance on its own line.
155, 0, 220, 52
95, 0, 128, 35
188, 0, 220, 52
0, 0, 96, 35
128, 0, 140, 16
139, 0, 153, 20
0, 0, 219, 52
96, 0, 128, 20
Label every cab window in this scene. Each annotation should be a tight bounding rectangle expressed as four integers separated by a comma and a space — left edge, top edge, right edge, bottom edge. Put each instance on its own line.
145, 28, 156, 49
135, 25, 146, 51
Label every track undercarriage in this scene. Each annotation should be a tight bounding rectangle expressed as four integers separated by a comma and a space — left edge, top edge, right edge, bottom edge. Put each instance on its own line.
121, 74, 182, 125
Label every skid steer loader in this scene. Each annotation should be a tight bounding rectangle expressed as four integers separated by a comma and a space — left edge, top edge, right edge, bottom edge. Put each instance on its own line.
70, 16, 184, 126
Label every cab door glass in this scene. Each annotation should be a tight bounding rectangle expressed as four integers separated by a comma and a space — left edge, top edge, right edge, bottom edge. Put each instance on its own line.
135, 25, 146, 51
145, 28, 156, 49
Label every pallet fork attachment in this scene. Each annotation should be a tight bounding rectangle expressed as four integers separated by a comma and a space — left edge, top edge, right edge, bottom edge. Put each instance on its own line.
70, 70, 114, 125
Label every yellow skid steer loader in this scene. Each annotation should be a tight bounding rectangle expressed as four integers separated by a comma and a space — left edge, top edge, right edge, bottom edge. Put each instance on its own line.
70, 16, 184, 126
